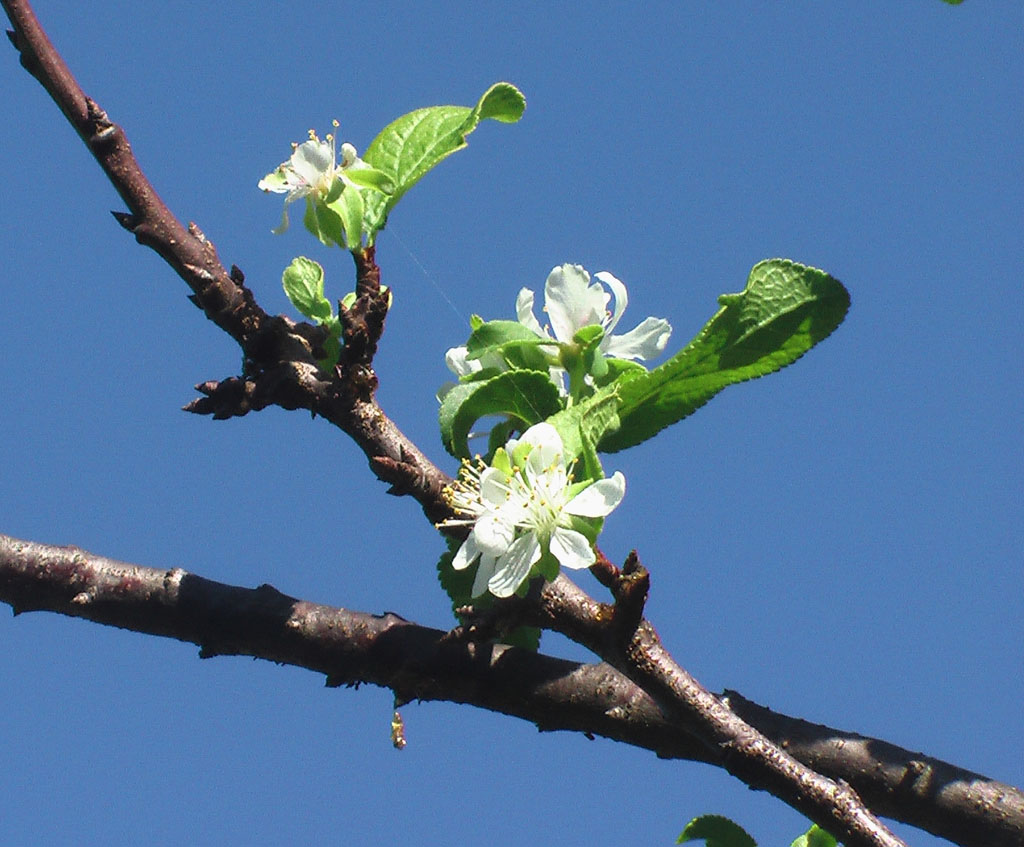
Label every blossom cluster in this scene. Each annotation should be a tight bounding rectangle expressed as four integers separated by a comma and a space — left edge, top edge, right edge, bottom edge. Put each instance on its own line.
445, 263, 672, 394
439, 423, 625, 598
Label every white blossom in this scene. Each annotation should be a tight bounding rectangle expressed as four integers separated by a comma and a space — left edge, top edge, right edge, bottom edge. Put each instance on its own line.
443, 263, 671, 395
518, 263, 672, 362
258, 122, 384, 234
439, 423, 625, 598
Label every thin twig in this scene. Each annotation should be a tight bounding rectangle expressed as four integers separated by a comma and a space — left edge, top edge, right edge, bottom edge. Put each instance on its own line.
535, 572, 907, 847
2, 0, 453, 522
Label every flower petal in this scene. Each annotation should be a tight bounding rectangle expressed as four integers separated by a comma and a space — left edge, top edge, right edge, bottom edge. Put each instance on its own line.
565, 471, 626, 518
518, 422, 563, 454
518, 423, 565, 478
452, 533, 480, 571
549, 527, 596, 570
471, 554, 499, 597
473, 512, 515, 555
544, 264, 605, 342
594, 271, 628, 336
257, 170, 289, 193
515, 288, 547, 338
488, 533, 541, 597
290, 139, 333, 186
444, 346, 479, 377
601, 317, 672, 360
479, 467, 512, 507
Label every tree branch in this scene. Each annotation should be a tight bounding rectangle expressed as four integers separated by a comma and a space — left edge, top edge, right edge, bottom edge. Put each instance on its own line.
2, 0, 264, 347
2, 0, 452, 524
4, 3, 1021, 846
2, 533, 1021, 847
530, 570, 903, 847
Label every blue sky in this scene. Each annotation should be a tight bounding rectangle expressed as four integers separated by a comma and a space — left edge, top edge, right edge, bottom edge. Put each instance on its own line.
1, 2, 1021, 845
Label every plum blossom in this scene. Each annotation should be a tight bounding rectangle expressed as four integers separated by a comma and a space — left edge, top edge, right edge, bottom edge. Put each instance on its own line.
438, 422, 625, 598
258, 122, 389, 234
517, 263, 672, 362
443, 263, 671, 394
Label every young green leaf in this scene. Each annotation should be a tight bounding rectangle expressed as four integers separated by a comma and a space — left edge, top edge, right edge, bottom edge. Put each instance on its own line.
330, 183, 365, 250
361, 82, 526, 238
439, 369, 563, 459
545, 384, 621, 478
466, 319, 553, 371
677, 815, 757, 847
281, 257, 333, 323
599, 259, 850, 453
791, 824, 838, 847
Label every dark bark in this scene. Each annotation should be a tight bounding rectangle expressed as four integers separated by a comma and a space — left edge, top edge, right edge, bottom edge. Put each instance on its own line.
2, 533, 1022, 847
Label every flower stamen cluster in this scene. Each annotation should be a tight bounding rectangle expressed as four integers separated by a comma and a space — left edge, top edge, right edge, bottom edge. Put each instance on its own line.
438, 423, 625, 598
258, 121, 389, 236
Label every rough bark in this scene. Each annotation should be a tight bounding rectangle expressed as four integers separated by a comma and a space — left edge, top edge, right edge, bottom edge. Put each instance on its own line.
2, 533, 1022, 847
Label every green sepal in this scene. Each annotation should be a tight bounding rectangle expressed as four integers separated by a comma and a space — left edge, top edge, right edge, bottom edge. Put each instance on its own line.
303, 197, 344, 247
362, 82, 526, 241
677, 815, 757, 847
599, 259, 850, 453
439, 369, 563, 459
343, 166, 394, 194
561, 324, 606, 398
592, 357, 646, 389
533, 551, 561, 584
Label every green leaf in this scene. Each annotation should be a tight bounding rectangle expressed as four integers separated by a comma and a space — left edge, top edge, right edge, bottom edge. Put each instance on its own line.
317, 325, 342, 371
791, 824, 838, 847
677, 815, 757, 847
599, 259, 850, 453
546, 385, 620, 479
330, 184, 365, 250
502, 625, 541, 651
466, 319, 552, 371
439, 369, 562, 459
362, 82, 526, 237
281, 257, 333, 323
436, 542, 476, 613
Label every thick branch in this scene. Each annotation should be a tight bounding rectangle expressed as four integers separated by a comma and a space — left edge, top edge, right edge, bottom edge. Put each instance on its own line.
2, 533, 1021, 847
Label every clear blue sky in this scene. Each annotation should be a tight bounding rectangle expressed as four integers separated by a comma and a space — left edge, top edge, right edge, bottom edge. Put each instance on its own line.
1, 2, 1021, 845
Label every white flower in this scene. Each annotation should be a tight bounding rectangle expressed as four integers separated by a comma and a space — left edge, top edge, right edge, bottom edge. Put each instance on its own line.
258, 122, 388, 235
518, 263, 672, 362
439, 422, 625, 598
443, 263, 671, 396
